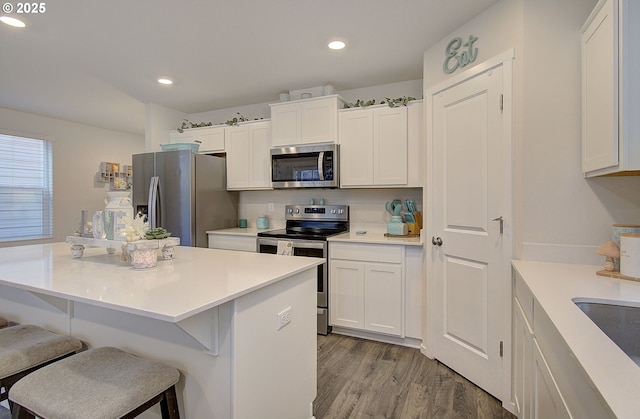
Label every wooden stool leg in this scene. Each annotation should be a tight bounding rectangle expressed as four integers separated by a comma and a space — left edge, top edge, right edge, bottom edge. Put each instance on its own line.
160, 385, 180, 419
11, 403, 35, 419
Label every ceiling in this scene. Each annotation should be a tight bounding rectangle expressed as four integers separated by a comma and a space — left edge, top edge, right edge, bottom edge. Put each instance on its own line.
0, 0, 499, 135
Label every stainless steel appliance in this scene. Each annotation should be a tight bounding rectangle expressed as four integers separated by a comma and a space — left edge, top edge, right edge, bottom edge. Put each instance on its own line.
270, 144, 339, 188
257, 204, 349, 335
132, 150, 238, 247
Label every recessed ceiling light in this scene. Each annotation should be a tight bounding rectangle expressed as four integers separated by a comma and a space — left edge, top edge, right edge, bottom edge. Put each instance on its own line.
0, 16, 26, 28
328, 40, 346, 50
157, 78, 173, 85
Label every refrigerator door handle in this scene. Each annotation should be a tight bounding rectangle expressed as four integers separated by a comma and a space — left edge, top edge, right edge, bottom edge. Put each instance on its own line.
148, 176, 160, 229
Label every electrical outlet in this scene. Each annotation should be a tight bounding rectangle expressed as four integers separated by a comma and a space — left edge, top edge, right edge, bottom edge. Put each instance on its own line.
268, 202, 274, 212
277, 306, 292, 330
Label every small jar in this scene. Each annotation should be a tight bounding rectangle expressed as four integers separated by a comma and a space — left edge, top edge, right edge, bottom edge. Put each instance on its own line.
257, 216, 269, 229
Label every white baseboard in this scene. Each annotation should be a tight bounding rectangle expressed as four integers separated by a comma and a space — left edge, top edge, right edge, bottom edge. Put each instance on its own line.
331, 327, 422, 349
521, 242, 601, 265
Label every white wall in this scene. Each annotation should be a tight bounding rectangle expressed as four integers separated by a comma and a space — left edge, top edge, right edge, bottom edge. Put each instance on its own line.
0, 107, 144, 246
238, 188, 422, 232
145, 103, 187, 152
423, 0, 640, 264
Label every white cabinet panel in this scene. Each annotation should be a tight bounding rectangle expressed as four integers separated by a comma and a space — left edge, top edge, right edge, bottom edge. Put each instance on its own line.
329, 242, 407, 338
581, 0, 640, 176
533, 340, 572, 419
270, 96, 342, 146
330, 260, 365, 329
226, 121, 272, 190
364, 263, 402, 335
339, 101, 422, 188
170, 126, 226, 153
374, 107, 408, 185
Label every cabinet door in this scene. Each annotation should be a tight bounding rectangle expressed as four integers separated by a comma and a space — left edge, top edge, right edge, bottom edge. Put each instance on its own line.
301, 97, 338, 144
330, 260, 365, 329
582, 0, 617, 174
533, 340, 572, 419
271, 103, 301, 147
406, 101, 423, 187
339, 109, 374, 187
373, 106, 408, 185
364, 263, 402, 336
513, 298, 534, 419
195, 127, 226, 152
226, 126, 251, 190
248, 122, 272, 189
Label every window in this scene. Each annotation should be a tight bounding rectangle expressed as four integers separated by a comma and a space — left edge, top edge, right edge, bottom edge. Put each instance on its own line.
0, 133, 53, 241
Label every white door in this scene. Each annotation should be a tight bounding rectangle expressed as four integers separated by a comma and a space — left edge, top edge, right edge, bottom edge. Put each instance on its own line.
426, 51, 513, 400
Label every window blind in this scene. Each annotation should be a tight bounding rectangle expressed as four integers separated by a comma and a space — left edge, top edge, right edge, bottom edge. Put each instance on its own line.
0, 134, 53, 241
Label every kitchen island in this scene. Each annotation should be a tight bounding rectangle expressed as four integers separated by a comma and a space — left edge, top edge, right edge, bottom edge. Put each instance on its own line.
0, 242, 323, 419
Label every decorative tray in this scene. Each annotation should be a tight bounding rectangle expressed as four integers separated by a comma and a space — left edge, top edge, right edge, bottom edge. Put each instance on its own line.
66, 236, 179, 249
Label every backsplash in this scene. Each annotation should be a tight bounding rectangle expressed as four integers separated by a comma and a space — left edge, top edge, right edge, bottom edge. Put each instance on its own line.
238, 188, 422, 232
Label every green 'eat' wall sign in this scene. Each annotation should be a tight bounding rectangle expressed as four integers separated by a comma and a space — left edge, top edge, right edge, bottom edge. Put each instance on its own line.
443, 35, 479, 74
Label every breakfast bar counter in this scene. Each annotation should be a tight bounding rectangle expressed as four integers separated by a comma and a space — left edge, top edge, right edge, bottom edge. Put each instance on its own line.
0, 242, 323, 419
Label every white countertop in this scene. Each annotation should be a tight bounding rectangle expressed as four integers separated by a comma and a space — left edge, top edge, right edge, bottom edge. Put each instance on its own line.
0, 243, 323, 323
328, 231, 423, 246
512, 260, 640, 419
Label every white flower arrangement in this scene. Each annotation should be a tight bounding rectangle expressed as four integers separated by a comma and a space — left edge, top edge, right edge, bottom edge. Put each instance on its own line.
120, 214, 149, 242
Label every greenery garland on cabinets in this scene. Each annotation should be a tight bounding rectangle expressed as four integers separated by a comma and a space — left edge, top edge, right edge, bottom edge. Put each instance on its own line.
343, 96, 418, 109
177, 113, 263, 132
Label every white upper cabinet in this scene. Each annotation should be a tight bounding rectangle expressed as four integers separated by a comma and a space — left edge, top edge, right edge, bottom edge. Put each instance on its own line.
226, 120, 272, 190
581, 0, 640, 176
339, 100, 422, 188
270, 95, 343, 146
170, 126, 226, 153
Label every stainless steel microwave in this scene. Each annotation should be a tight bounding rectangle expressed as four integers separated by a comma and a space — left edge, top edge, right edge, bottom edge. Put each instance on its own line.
271, 144, 339, 188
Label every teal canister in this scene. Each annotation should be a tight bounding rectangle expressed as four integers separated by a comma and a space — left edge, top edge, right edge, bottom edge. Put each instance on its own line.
257, 215, 269, 229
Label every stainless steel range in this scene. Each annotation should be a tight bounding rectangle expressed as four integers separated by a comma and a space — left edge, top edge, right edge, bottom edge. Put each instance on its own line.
256, 204, 349, 335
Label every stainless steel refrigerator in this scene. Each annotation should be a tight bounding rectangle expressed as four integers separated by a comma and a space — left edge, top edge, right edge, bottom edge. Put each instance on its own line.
132, 150, 238, 247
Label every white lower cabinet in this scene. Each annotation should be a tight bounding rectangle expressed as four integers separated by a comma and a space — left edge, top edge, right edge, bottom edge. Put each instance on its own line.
512, 271, 615, 419
532, 340, 572, 419
513, 298, 533, 419
329, 242, 404, 337
208, 233, 256, 252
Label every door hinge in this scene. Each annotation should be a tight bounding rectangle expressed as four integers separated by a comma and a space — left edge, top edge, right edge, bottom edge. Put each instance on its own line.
499, 340, 504, 357
499, 94, 504, 112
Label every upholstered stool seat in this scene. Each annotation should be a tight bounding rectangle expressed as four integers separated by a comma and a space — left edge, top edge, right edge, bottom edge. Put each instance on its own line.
0, 316, 7, 329
9, 346, 181, 419
0, 325, 82, 407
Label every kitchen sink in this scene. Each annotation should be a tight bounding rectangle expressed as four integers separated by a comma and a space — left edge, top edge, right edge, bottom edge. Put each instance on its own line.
574, 300, 640, 366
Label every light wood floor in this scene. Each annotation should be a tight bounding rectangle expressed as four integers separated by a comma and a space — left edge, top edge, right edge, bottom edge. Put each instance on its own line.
314, 333, 516, 419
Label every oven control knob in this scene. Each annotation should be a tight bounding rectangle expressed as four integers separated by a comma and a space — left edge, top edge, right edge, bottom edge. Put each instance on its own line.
338, 209, 344, 214
330, 209, 336, 214
294, 208, 300, 214
287, 208, 293, 214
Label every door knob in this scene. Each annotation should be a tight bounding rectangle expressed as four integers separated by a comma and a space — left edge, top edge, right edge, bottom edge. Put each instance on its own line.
432, 236, 443, 246
492, 216, 504, 234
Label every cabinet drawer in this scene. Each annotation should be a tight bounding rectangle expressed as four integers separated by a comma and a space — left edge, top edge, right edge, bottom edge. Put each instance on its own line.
330, 243, 402, 264
208, 235, 256, 252
514, 269, 534, 327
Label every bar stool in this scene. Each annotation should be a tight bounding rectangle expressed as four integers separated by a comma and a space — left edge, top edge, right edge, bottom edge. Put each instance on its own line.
9, 346, 181, 419
0, 325, 82, 409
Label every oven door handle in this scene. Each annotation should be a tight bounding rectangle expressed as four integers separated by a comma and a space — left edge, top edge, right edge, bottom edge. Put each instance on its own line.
317, 152, 324, 181
257, 238, 327, 251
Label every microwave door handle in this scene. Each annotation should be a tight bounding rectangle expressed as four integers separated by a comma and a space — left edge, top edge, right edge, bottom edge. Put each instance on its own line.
318, 152, 325, 180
